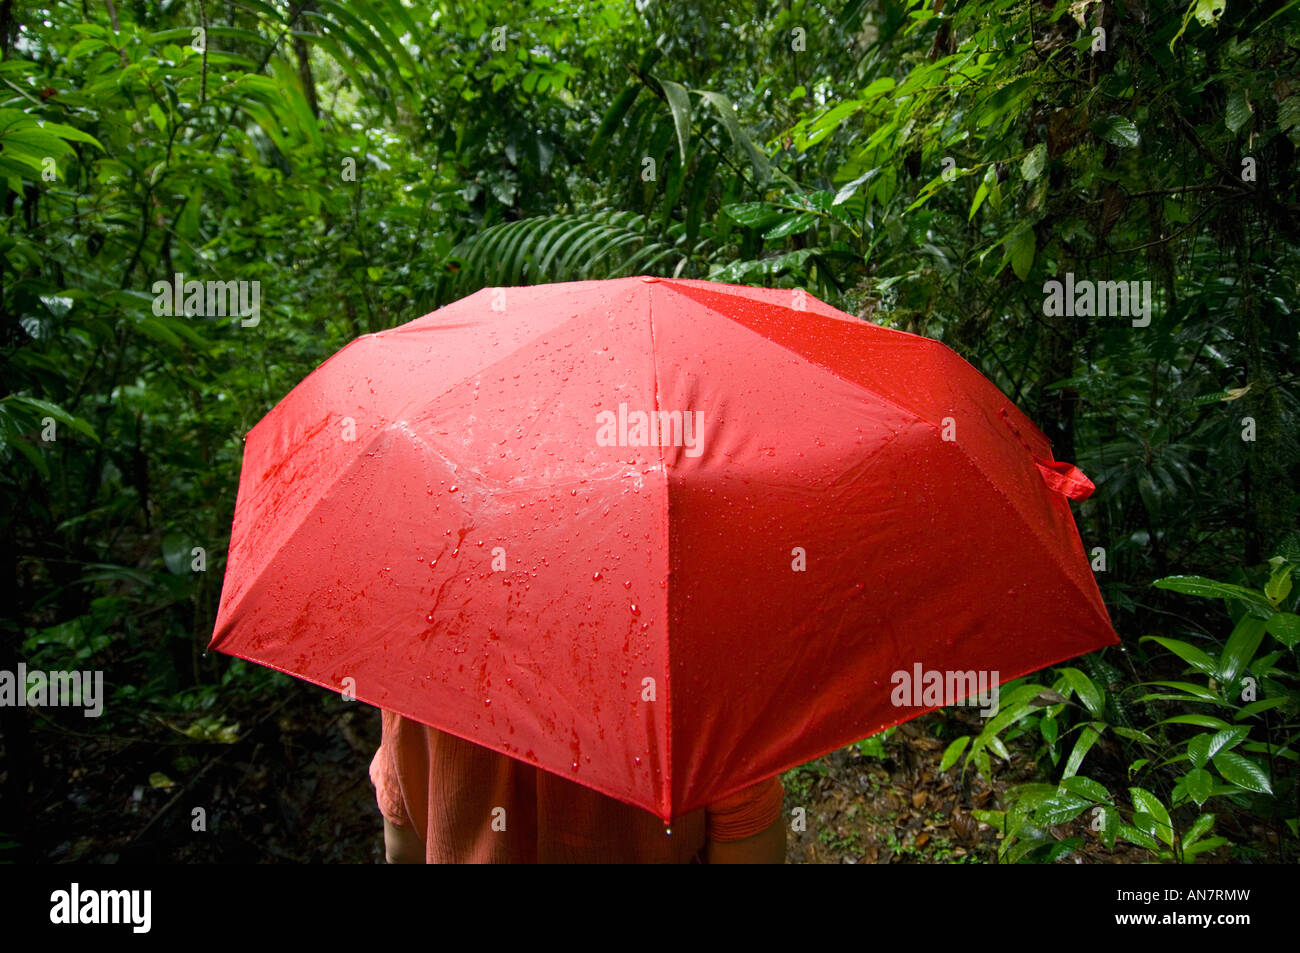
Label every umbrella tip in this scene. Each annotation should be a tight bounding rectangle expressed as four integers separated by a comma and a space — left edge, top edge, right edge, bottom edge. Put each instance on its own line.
640, 275, 660, 283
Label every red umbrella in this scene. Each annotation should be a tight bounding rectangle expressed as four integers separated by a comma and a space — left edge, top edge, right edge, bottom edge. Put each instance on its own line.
209, 276, 1117, 820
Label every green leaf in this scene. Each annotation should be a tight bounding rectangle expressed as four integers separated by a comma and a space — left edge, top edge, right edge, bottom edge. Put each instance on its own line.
1184, 835, 1229, 859
697, 90, 769, 184
1264, 564, 1293, 605
1187, 726, 1248, 768
1218, 615, 1266, 685
3, 396, 99, 443
833, 168, 879, 206
1157, 714, 1231, 730
1181, 812, 1215, 849
163, 534, 191, 575
1117, 823, 1158, 852
1112, 725, 1156, 745
938, 736, 969, 772
36, 120, 105, 151
1021, 143, 1046, 182
722, 202, 784, 228
1062, 724, 1101, 779
1139, 635, 1218, 677
1059, 776, 1109, 802
1153, 575, 1272, 609
1279, 96, 1300, 132
1093, 114, 1140, 148
1225, 88, 1253, 133
657, 78, 691, 166
591, 84, 639, 158
1212, 751, 1272, 794
1235, 697, 1288, 719
1036, 791, 1093, 827
1141, 680, 1222, 702
1130, 787, 1174, 847
762, 212, 817, 240
1265, 612, 1300, 649
969, 165, 995, 221
1009, 228, 1035, 281
1058, 667, 1103, 717
1170, 0, 1226, 52
1182, 768, 1214, 806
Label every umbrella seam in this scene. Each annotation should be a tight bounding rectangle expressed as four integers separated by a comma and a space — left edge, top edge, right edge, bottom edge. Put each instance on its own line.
658, 279, 1108, 635
657, 279, 947, 433
644, 280, 673, 822
219, 297, 617, 620
950, 442, 1115, 636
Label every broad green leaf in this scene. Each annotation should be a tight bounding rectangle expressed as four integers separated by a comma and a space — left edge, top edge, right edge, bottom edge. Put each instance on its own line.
1265, 612, 1300, 649
1264, 565, 1293, 605
1225, 88, 1252, 133
1117, 822, 1158, 852
1187, 726, 1248, 768
36, 120, 105, 150
1279, 96, 1300, 132
162, 534, 191, 575
1035, 791, 1092, 827
1021, 143, 1046, 182
1212, 751, 1272, 794
1130, 787, 1174, 846
722, 202, 784, 228
1059, 776, 1109, 802
1009, 228, 1035, 280
762, 212, 817, 240
1093, 114, 1140, 148
1181, 768, 1214, 806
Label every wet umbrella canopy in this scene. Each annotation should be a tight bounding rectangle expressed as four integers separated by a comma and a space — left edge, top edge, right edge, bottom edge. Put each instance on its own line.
209, 276, 1118, 820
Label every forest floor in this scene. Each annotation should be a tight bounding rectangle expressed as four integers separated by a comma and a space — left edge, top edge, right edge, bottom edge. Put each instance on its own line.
7, 684, 1212, 864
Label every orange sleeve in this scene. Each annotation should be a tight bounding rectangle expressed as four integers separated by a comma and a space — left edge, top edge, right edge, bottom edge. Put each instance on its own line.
369, 710, 412, 828
705, 775, 785, 842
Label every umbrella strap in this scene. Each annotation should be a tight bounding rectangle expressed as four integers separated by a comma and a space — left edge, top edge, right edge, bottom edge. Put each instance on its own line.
998, 408, 1095, 502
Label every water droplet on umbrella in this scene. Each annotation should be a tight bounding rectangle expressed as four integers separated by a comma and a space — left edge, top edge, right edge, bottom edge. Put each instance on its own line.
630, 603, 640, 616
